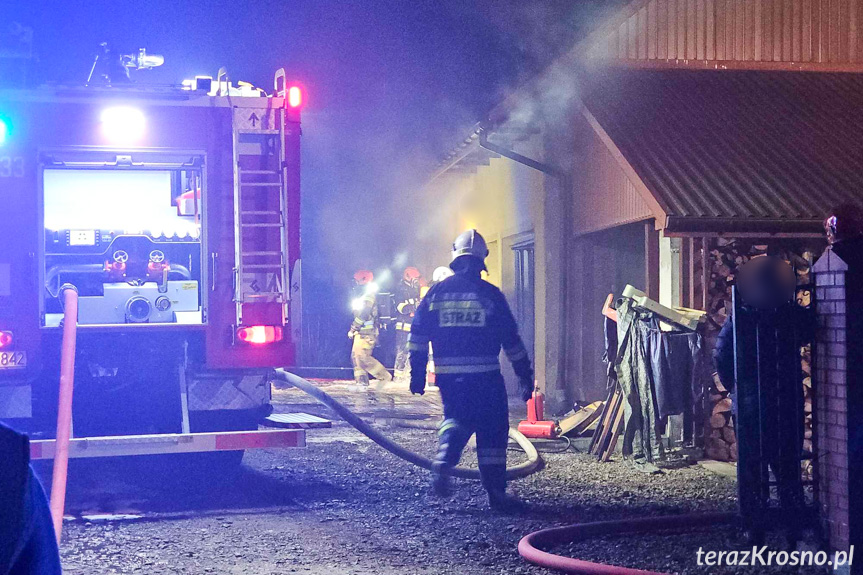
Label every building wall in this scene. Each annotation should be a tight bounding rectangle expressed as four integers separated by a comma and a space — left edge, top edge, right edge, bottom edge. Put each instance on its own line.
573, 111, 653, 236
588, 0, 863, 69
426, 137, 545, 395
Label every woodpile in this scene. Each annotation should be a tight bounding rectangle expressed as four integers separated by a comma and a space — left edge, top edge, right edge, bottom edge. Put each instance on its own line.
706, 373, 736, 461
802, 345, 814, 481
701, 238, 820, 462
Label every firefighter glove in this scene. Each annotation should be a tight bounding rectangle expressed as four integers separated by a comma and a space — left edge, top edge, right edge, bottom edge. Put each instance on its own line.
518, 376, 534, 403
348, 329, 357, 340
410, 376, 425, 396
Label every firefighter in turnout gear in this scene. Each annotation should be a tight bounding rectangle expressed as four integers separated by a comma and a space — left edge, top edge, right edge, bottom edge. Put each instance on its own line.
408, 230, 534, 510
349, 270, 393, 387
394, 267, 422, 382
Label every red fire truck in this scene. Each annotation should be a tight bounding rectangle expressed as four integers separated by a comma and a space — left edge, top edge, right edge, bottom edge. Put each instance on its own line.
0, 65, 324, 461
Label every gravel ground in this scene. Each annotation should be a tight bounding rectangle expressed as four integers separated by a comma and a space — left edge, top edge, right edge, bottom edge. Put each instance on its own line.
50, 384, 829, 574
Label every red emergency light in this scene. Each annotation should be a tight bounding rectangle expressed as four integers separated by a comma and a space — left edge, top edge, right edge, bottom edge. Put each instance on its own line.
288, 86, 302, 108
236, 325, 283, 345
0, 331, 12, 349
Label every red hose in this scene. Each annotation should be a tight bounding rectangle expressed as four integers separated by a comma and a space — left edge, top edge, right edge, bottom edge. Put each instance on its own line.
518, 512, 735, 575
49, 285, 78, 543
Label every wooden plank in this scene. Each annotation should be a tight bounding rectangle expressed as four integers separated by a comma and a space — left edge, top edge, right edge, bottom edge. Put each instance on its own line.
560, 401, 604, 437
640, 5, 649, 59
840, 0, 850, 62
812, 0, 822, 61
645, 222, 661, 301
688, 0, 698, 58
659, 0, 670, 59
773, 0, 784, 62
690, 238, 700, 309
834, 0, 843, 62
793, 0, 803, 60
851, 0, 859, 61
784, 0, 794, 60
668, 0, 678, 58
697, 0, 706, 59
590, 388, 618, 455
763, 0, 773, 61
648, 0, 658, 59
680, 238, 692, 308
629, 13, 639, 58
707, 0, 716, 59
679, 0, 688, 58
803, 0, 813, 61
828, 0, 838, 62
594, 389, 620, 458
729, 0, 738, 59
602, 399, 627, 462
746, 0, 764, 60
716, 0, 727, 59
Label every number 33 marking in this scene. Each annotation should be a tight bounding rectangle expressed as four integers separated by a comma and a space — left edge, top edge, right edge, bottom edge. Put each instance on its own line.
0, 157, 25, 178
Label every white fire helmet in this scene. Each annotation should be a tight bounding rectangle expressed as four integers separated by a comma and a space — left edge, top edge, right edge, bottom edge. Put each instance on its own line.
432, 266, 454, 283
451, 229, 489, 265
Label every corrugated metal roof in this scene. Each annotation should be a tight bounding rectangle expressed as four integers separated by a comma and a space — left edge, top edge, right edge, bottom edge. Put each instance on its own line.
583, 68, 863, 235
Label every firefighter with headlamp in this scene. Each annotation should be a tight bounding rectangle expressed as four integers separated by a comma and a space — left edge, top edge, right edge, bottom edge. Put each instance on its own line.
393, 267, 423, 383
349, 270, 392, 388
408, 230, 533, 510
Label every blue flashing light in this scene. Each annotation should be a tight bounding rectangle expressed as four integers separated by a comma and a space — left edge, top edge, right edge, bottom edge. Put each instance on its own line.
0, 119, 8, 146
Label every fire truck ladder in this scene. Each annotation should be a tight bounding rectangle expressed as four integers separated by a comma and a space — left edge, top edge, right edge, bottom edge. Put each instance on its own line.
231, 105, 290, 326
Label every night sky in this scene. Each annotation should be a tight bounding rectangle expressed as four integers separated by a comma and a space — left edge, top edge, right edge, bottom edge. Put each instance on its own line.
4, 0, 620, 311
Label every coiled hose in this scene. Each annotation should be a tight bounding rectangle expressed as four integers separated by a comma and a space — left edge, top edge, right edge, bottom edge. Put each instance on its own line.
273, 369, 541, 480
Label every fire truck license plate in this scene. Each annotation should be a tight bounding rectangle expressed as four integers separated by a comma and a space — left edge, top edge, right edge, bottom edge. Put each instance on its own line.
0, 352, 26, 369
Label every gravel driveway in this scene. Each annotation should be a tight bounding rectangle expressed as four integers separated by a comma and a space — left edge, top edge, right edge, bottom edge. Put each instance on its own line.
50, 383, 826, 574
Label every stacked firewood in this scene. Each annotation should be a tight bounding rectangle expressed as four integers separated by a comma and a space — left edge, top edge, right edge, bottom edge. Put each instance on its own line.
706, 373, 736, 460
802, 345, 814, 480
701, 238, 819, 462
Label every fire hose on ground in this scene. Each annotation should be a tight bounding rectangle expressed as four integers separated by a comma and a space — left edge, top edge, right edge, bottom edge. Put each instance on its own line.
273, 370, 736, 575
272, 369, 541, 480
516, 512, 736, 575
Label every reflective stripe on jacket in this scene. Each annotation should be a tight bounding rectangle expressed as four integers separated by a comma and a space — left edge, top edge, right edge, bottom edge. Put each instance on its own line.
408, 273, 532, 381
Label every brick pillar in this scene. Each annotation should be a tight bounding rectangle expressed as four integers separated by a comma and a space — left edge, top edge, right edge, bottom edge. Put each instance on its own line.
812, 248, 850, 550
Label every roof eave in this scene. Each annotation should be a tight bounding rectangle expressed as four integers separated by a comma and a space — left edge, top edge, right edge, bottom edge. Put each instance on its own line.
663, 216, 825, 237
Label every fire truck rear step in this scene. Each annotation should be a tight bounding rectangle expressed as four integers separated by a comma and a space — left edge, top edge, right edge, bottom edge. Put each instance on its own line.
29, 429, 305, 460
262, 413, 332, 429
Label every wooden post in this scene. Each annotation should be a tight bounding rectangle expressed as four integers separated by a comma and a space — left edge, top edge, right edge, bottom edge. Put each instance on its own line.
644, 221, 660, 300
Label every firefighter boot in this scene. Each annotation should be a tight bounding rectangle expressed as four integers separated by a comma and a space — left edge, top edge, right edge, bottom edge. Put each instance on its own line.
430, 462, 453, 498
487, 490, 524, 513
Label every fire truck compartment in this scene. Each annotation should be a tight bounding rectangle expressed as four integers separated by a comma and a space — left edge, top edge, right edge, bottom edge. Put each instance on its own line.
41, 166, 205, 327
